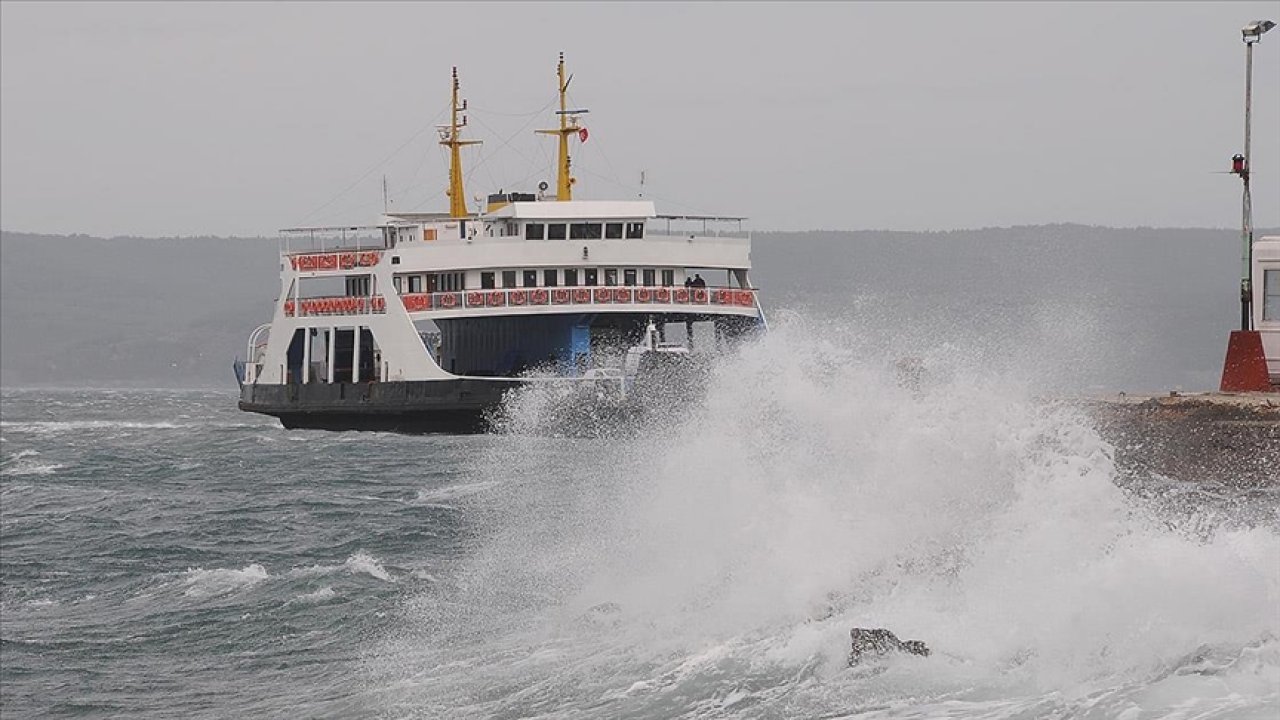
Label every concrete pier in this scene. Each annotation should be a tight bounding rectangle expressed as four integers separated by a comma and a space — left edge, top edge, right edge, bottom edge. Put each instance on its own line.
1084, 393, 1279, 486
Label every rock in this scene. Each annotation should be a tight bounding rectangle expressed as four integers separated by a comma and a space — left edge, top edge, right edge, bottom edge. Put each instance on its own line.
848, 628, 930, 666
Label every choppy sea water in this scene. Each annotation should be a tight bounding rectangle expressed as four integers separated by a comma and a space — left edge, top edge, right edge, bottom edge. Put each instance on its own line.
2, 326, 1278, 719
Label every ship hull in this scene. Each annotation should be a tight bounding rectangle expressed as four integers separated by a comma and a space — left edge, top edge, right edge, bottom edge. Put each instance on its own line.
238, 379, 518, 433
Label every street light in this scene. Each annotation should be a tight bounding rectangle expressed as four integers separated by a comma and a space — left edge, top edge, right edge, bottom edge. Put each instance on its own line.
1243, 20, 1277, 40
1235, 19, 1275, 330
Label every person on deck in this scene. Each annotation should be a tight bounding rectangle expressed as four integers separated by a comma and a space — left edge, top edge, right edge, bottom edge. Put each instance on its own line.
692, 274, 706, 287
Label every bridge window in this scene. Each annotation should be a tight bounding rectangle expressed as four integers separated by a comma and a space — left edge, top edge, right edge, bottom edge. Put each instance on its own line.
502, 271, 517, 288
523, 270, 538, 288
624, 269, 637, 286
643, 269, 655, 286
565, 268, 578, 286
605, 223, 623, 239
570, 223, 602, 240
626, 222, 644, 239
1266, 269, 1280, 321
481, 272, 495, 289
408, 275, 423, 293
661, 269, 674, 286
547, 223, 567, 240
604, 268, 618, 286
526, 223, 544, 240
544, 269, 559, 287
584, 268, 598, 286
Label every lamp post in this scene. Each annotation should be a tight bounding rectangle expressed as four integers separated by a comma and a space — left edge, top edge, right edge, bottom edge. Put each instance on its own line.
1236, 19, 1275, 330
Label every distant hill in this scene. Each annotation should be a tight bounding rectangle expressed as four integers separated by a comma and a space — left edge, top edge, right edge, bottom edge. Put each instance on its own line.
1, 226, 1269, 392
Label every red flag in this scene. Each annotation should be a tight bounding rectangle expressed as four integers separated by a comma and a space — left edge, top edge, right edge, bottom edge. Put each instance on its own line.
578, 127, 589, 143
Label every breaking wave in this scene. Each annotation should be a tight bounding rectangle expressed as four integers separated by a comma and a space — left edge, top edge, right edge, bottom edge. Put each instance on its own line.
181, 563, 270, 598
369, 319, 1280, 718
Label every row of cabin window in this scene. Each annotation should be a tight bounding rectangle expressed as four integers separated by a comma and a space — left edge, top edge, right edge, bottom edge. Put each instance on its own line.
526, 222, 644, 241
397, 271, 464, 295
480, 268, 676, 289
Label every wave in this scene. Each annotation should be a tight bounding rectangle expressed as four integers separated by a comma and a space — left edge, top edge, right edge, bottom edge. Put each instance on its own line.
0, 420, 269, 433
369, 318, 1280, 718
288, 587, 338, 606
181, 563, 270, 598
0, 420, 189, 432
2, 449, 65, 476
289, 552, 394, 583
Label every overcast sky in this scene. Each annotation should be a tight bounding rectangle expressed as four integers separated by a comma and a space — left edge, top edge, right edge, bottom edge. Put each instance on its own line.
2, 1, 1277, 236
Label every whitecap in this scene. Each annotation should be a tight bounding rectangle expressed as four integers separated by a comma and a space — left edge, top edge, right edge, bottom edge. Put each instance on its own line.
287, 552, 394, 582
288, 587, 338, 606
344, 551, 394, 582
0, 420, 187, 433
3, 462, 65, 477
181, 563, 269, 597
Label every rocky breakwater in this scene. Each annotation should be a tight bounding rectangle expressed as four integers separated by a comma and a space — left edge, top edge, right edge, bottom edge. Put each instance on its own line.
1084, 393, 1279, 486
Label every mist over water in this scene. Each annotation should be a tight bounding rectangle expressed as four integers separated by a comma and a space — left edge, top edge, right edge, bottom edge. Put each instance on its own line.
367, 318, 1280, 719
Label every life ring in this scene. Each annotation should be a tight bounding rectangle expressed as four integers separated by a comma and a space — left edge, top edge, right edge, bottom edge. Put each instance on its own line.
440, 293, 458, 309
636, 287, 651, 302
531, 289, 549, 304
736, 290, 754, 307
552, 289, 570, 304
488, 290, 505, 306
511, 289, 528, 306
466, 291, 485, 307
674, 288, 690, 303
655, 287, 671, 303
692, 288, 708, 303
594, 287, 612, 303
716, 289, 732, 304
574, 288, 591, 303
614, 288, 632, 303
340, 253, 357, 269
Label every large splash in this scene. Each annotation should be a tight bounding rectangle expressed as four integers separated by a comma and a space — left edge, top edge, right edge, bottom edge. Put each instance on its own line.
369, 319, 1280, 719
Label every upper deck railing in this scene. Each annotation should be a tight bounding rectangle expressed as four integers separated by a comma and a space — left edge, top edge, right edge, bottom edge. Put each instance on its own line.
282, 285, 758, 317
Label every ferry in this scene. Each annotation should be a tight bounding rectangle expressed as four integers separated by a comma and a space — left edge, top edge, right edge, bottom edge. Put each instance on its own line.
236, 55, 766, 432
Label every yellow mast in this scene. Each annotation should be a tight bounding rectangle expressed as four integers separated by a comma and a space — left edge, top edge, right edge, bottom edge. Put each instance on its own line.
440, 66, 481, 218
536, 52, 587, 201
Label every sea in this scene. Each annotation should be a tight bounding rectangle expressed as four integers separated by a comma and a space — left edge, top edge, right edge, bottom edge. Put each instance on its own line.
2, 323, 1278, 719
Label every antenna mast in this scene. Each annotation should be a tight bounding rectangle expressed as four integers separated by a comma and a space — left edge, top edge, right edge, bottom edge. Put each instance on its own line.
440, 67, 481, 218
536, 52, 588, 201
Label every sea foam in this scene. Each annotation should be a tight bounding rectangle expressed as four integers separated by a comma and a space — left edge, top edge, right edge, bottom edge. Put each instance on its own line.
370, 318, 1280, 718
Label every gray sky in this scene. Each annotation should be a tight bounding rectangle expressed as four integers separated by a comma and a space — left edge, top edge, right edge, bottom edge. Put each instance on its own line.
2, 1, 1277, 236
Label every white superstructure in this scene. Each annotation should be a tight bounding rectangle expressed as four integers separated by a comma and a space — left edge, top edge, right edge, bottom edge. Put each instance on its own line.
239, 55, 765, 393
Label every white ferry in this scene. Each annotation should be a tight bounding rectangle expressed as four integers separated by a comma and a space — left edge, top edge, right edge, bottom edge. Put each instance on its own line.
236, 55, 766, 432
